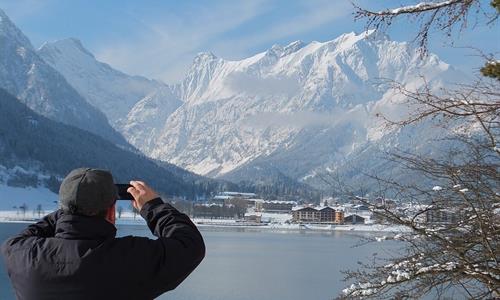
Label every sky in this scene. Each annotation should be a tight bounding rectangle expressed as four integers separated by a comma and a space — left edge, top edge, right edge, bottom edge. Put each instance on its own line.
1, 0, 498, 84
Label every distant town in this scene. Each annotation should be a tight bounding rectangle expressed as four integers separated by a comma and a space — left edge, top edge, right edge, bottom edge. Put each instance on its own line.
153, 191, 453, 231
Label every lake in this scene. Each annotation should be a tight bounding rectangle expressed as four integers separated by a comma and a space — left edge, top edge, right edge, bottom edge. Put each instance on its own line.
0, 223, 392, 300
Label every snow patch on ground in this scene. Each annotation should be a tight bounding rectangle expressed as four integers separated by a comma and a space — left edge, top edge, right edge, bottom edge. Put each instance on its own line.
0, 184, 58, 211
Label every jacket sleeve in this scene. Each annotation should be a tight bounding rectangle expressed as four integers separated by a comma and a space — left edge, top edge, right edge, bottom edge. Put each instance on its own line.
18, 209, 63, 238
137, 198, 205, 297
1, 209, 62, 257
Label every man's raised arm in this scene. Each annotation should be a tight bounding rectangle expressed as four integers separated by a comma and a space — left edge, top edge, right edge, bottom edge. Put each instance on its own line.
127, 181, 205, 297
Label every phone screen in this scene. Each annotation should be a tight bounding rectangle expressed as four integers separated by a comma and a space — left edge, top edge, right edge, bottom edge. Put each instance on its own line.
115, 184, 134, 200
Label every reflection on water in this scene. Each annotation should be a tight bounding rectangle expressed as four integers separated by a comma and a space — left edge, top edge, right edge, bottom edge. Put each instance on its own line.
1, 223, 393, 300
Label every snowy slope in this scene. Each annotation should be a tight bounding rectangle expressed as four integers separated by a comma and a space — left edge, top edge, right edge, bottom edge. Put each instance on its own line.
0, 9, 127, 146
0, 88, 227, 200
0, 184, 58, 211
38, 38, 170, 126
121, 86, 183, 151
145, 30, 461, 181
0, 164, 58, 210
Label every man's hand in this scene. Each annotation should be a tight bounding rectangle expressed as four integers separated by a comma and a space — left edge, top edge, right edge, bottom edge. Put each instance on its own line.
127, 181, 159, 211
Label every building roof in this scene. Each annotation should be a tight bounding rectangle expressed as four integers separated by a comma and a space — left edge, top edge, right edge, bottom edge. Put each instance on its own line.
292, 206, 343, 212
195, 203, 224, 207
263, 200, 297, 205
220, 191, 257, 197
345, 214, 366, 220
213, 195, 232, 200
292, 206, 317, 212
319, 206, 335, 211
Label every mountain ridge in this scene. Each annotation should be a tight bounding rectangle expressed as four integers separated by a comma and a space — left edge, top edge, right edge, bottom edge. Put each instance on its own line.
0, 8, 127, 146
26, 11, 465, 193
37, 37, 169, 126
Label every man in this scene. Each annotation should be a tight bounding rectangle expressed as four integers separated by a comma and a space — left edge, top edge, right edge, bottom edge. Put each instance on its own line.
1, 168, 205, 299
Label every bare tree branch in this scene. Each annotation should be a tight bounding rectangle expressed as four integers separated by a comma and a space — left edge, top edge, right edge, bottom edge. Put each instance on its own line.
352, 0, 497, 54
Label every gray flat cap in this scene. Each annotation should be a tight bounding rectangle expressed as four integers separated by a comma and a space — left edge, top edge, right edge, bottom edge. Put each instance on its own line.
59, 168, 118, 215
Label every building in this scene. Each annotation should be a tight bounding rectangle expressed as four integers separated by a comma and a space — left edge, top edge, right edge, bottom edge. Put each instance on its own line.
425, 208, 459, 224
375, 197, 396, 209
213, 192, 257, 201
292, 207, 318, 222
244, 214, 262, 223
212, 192, 259, 208
224, 198, 258, 208
192, 203, 246, 219
334, 211, 344, 224
344, 214, 366, 224
255, 200, 296, 213
319, 207, 335, 223
292, 206, 344, 224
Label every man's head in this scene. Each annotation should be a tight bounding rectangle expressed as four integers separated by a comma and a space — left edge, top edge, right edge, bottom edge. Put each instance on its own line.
59, 168, 117, 221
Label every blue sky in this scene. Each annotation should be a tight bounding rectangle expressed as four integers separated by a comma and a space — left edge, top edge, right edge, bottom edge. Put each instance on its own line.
1, 0, 498, 83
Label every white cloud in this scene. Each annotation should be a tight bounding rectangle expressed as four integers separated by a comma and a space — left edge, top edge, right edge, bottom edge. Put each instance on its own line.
95, 1, 270, 83
225, 72, 301, 96
211, 0, 351, 57
95, 0, 351, 84
242, 106, 370, 129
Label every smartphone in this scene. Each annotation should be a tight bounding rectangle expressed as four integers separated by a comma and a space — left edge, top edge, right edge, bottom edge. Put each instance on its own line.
115, 184, 134, 200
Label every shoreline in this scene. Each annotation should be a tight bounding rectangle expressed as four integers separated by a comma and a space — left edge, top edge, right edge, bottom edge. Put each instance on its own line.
194, 222, 408, 234
0, 215, 407, 234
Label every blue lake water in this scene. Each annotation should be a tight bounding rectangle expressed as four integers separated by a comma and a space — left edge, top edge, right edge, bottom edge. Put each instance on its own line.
0, 223, 394, 300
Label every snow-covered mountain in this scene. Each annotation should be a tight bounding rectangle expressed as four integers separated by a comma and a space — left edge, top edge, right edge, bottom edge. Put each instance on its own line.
121, 86, 183, 151
0, 9, 126, 146
142, 30, 460, 185
24, 10, 463, 191
38, 38, 170, 126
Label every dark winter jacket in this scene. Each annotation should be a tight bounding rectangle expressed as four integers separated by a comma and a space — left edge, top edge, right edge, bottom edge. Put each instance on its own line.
1, 198, 205, 300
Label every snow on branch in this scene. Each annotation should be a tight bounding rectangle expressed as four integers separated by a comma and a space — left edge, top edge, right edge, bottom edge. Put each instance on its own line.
352, 0, 486, 53
366, 0, 464, 16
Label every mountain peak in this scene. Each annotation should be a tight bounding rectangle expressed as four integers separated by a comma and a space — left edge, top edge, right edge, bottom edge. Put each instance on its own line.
37, 36, 165, 126
39, 38, 95, 59
0, 8, 33, 49
59, 37, 86, 49
341, 29, 390, 44
324, 30, 390, 53
0, 8, 8, 20
283, 40, 305, 55
194, 52, 217, 63
362, 29, 390, 41
264, 40, 305, 58
270, 44, 283, 51
0, 8, 16, 29
265, 44, 284, 58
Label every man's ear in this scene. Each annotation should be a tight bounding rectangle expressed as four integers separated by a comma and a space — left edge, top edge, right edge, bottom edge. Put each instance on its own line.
105, 203, 116, 224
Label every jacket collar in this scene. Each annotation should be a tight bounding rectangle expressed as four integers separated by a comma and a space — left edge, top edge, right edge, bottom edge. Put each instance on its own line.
55, 213, 116, 240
